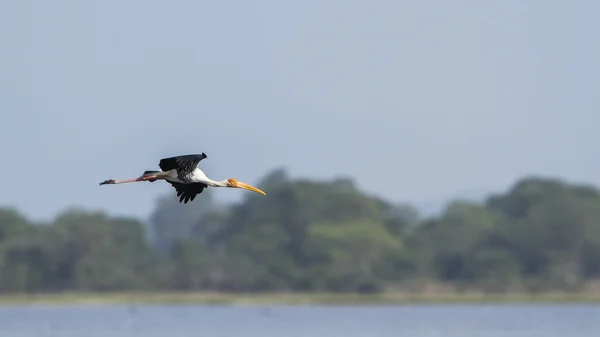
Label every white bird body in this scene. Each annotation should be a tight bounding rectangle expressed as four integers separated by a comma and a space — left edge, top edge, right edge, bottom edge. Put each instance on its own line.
99, 152, 266, 203
161, 167, 228, 187
162, 169, 183, 182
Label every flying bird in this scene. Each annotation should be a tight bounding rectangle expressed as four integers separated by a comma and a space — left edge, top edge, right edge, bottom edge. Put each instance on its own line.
99, 153, 266, 203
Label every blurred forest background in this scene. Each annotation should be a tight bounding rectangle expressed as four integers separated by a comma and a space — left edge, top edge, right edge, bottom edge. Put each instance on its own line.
1, 168, 599, 295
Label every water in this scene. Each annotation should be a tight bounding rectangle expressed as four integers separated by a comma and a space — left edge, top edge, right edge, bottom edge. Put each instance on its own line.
0, 304, 598, 337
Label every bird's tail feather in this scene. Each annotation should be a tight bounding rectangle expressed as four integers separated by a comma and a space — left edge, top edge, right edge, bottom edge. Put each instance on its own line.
143, 170, 161, 175
142, 170, 161, 182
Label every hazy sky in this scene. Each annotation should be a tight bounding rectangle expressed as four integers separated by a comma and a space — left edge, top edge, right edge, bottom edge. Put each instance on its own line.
1, 1, 598, 222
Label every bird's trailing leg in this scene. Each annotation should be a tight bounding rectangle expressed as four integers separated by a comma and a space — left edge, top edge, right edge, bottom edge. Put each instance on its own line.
99, 170, 164, 186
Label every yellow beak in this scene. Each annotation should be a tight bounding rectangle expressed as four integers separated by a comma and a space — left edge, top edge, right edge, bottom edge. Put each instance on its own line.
236, 181, 267, 195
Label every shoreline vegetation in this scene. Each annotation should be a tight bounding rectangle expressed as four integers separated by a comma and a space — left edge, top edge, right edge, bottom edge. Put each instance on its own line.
3, 175, 600, 303
1, 291, 600, 306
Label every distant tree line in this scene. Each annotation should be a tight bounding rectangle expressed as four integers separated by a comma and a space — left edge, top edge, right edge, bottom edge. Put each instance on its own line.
1, 168, 599, 294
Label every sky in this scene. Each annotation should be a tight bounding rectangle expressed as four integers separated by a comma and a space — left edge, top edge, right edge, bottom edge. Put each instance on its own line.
0, 0, 598, 222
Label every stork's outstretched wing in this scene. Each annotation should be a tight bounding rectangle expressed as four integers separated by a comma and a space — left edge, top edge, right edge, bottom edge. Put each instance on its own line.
167, 181, 208, 204
159, 153, 208, 172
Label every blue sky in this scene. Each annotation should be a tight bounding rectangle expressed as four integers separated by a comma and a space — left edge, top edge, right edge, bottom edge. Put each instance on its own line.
0, 1, 598, 222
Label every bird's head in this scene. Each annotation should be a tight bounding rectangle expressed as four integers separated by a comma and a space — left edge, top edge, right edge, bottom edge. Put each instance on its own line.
227, 178, 267, 195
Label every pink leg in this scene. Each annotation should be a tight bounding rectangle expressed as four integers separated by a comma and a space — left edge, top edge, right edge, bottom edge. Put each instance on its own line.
99, 175, 161, 186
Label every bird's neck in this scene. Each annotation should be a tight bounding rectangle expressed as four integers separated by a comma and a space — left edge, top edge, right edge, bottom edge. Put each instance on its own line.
191, 168, 228, 187
206, 179, 229, 187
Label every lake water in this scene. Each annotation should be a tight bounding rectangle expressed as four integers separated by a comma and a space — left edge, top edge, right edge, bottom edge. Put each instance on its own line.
0, 304, 598, 337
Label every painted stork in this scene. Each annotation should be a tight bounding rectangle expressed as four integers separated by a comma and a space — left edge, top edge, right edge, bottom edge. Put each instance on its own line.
99, 153, 266, 203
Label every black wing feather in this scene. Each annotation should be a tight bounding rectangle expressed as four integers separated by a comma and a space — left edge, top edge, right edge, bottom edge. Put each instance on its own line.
159, 153, 208, 173
167, 181, 207, 204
